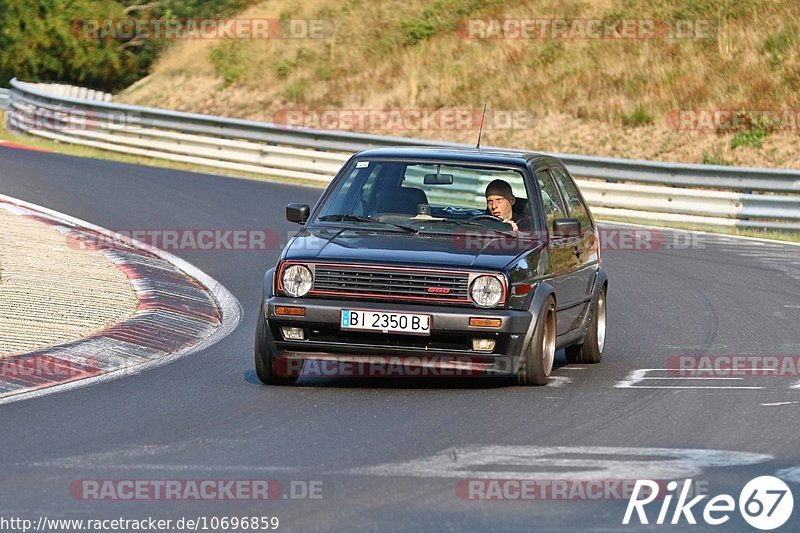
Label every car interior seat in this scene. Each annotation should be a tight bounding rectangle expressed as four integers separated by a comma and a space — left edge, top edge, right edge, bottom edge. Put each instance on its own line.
375, 187, 429, 215
512, 196, 531, 218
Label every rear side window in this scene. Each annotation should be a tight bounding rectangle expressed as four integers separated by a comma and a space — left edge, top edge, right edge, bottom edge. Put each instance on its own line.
535, 169, 567, 233
551, 166, 593, 230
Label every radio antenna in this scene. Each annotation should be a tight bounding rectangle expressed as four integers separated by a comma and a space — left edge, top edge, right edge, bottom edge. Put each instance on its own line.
476, 104, 487, 149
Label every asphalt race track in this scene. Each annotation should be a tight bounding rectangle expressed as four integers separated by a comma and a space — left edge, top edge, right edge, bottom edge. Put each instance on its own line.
1, 146, 799, 532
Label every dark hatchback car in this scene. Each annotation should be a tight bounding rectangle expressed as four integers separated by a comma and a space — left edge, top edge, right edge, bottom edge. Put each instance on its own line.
256, 147, 607, 385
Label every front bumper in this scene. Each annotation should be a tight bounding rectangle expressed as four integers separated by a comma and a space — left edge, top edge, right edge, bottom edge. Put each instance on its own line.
264, 296, 532, 375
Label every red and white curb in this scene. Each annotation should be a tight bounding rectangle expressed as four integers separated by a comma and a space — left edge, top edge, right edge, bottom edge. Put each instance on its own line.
0, 194, 241, 404
0, 139, 52, 152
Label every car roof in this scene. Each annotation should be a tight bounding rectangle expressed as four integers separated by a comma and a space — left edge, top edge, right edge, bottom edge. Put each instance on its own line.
353, 146, 556, 167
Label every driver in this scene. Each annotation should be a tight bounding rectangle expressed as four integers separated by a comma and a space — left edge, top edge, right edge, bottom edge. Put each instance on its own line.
485, 179, 531, 232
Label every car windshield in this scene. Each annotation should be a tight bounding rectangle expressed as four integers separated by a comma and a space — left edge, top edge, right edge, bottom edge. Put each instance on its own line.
313, 160, 537, 235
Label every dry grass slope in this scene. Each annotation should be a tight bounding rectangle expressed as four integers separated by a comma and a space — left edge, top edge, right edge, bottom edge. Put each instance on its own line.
118, 0, 800, 168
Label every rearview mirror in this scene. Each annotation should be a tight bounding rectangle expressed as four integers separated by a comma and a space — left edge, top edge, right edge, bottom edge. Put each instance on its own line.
552, 218, 581, 238
286, 203, 310, 224
423, 173, 454, 185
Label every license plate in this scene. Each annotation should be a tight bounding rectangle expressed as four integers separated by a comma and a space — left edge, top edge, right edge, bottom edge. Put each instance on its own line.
341, 310, 431, 335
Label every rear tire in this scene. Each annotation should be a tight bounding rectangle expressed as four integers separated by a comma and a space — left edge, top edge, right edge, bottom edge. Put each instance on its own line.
565, 286, 606, 364
516, 298, 556, 386
255, 313, 302, 385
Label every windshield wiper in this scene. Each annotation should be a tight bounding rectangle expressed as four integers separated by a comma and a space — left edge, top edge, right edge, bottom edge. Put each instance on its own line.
318, 214, 418, 234
416, 219, 519, 239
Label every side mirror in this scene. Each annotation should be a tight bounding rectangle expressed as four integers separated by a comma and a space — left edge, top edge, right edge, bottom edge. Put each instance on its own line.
552, 218, 581, 238
286, 203, 310, 224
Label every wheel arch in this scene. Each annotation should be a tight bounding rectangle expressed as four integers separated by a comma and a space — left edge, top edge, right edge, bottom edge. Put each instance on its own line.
594, 268, 608, 297
262, 267, 276, 303
567, 268, 608, 350
516, 282, 557, 370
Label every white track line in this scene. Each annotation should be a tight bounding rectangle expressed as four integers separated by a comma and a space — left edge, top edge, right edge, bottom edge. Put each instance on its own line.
345, 445, 773, 480
0, 193, 242, 405
547, 376, 574, 388
615, 368, 765, 390
637, 377, 745, 380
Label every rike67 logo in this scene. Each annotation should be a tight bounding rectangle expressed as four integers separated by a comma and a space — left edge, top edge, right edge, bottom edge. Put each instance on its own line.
624, 476, 794, 530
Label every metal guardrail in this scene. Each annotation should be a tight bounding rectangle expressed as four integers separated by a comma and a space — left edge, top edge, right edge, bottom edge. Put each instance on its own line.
6, 78, 800, 231
18, 83, 112, 102
0, 88, 9, 109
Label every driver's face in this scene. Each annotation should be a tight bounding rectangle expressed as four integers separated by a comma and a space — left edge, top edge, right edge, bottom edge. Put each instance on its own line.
486, 195, 513, 220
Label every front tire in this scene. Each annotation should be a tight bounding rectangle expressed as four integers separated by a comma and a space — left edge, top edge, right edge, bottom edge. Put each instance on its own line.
565, 286, 606, 364
255, 313, 302, 385
516, 298, 556, 386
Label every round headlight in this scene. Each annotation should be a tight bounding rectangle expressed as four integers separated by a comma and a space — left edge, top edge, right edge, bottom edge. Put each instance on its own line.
470, 275, 503, 308
282, 264, 313, 297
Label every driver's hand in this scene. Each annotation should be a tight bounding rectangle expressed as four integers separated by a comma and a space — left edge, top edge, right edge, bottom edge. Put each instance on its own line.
503, 218, 519, 232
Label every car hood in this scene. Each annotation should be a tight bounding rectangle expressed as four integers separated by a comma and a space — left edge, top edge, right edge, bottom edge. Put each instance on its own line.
283, 226, 543, 271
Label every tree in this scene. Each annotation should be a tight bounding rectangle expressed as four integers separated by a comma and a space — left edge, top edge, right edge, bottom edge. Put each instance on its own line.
0, 0, 141, 91
0, 0, 254, 91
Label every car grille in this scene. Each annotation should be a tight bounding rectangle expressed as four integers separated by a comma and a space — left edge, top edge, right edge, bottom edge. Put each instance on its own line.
311, 264, 471, 305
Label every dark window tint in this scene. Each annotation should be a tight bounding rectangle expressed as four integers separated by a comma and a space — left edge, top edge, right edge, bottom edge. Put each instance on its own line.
319, 162, 383, 217
536, 169, 567, 233
551, 166, 592, 230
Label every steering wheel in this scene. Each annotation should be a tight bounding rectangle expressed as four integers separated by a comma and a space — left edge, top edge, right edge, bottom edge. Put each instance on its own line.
468, 213, 518, 231
469, 214, 507, 223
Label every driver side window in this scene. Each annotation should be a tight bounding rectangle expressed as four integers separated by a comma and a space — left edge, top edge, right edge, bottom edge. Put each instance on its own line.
536, 169, 567, 235
551, 166, 593, 230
